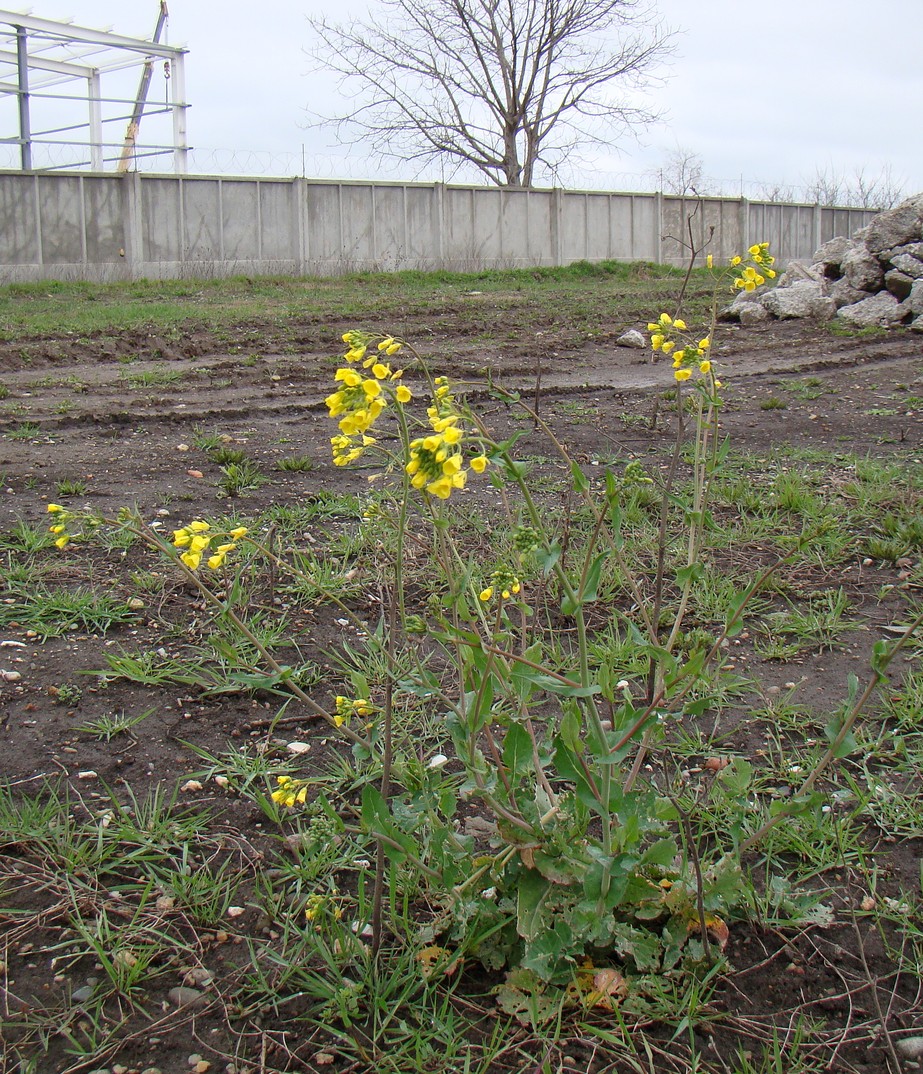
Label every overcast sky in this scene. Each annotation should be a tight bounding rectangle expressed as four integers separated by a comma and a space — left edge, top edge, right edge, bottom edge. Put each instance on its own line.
3, 0, 921, 200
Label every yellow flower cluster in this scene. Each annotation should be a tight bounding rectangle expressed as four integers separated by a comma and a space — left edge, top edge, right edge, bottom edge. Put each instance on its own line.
172, 520, 247, 570
326, 333, 412, 466
479, 568, 522, 602
46, 503, 73, 548
271, 775, 310, 807
731, 242, 777, 292
334, 695, 375, 728
406, 377, 488, 500
648, 315, 715, 383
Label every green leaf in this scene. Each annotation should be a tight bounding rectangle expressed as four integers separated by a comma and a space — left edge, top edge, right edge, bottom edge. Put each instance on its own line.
870, 638, 891, 681
824, 716, 858, 759
503, 722, 534, 777
361, 785, 416, 865
716, 757, 752, 795
517, 869, 554, 942
581, 552, 607, 603
675, 562, 704, 587
535, 541, 562, 576
570, 460, 590, 493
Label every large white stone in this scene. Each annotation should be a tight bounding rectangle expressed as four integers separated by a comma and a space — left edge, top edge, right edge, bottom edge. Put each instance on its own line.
761, 281, 835, 320
836, 291, 906, 327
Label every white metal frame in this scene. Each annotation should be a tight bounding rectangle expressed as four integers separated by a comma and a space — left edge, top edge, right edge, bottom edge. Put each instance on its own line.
0, 7, 188, 172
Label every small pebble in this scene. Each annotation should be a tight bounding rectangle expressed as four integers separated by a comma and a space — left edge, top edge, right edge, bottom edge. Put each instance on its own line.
897, 1038, 923, 1060
168, 986, 208, 1008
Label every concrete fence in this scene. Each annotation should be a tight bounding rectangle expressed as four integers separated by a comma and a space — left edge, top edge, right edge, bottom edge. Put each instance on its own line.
0, 169, 877, 282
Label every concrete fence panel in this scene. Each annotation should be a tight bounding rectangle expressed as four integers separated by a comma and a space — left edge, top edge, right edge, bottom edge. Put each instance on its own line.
0, 169, 879, 282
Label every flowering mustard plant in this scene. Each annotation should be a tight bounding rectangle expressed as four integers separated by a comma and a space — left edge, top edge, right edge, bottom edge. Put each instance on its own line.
730, 242, 777, 291
406, 377, 489, 499
648, 245, 776, 385
479, 567, 522, 603
46, 503, 73, 548
326, 335, 490, 501
171, 521, 248, 571
271, 775, 311, 807
648, 314, 716, 385
333, 695, 376, 728
326, 332, 411, 467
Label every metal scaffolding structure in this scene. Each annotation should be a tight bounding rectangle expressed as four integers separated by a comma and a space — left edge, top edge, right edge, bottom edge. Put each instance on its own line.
0, 3, 188, 172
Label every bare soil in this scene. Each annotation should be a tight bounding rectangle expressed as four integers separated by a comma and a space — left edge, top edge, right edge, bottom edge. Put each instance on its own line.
1, 307, 923, 1074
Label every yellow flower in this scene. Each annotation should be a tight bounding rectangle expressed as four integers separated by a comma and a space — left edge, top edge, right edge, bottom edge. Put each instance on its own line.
47, 503, 64, 513
378, 337, 395, 351
470, 455, 488, 473
479, 587, 494, 602
675, 368, 692, 382
427, 476, 454, 499
699, 360, 711, 374
661, 341, 675, 354
181, 551, 202, 570
54, 535, 70, 549
698, 338, 710, 350
189, 520, 210, 533
706, 254, 714, 269
396, 384, 412, 403
730, 255, 742, 266
658, 313, 672, 327
230, 527, 248, 540
673, 318, 687, 331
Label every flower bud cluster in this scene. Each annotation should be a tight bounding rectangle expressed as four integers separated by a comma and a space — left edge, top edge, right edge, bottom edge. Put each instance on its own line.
479, 567, 522, 603
333, 695, 376, 728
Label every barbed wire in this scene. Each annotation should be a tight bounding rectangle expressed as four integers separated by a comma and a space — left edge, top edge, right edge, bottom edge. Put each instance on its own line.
0, 140, 904, 208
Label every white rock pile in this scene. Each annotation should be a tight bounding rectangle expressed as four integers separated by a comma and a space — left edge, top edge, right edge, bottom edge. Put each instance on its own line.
720, 193, 923, 331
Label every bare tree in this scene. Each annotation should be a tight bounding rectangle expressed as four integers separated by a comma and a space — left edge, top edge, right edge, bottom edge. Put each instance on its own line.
754, 180, 796, 203
307, 0, 674, 188
658, 146, 708, 195
804, 165, 905, 210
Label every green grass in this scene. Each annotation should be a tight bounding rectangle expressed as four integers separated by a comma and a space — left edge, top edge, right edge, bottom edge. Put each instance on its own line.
0, 585, 136, 639
0, 261, 699, 341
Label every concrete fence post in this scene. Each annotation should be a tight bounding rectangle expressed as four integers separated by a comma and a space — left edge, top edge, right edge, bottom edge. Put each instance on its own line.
121, 171, 143, 279
434, 182, 445, 270
551, 187, 563, 266
739, 196, 750, 257
294, 177, 308, 276
653, 191, 663, 263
